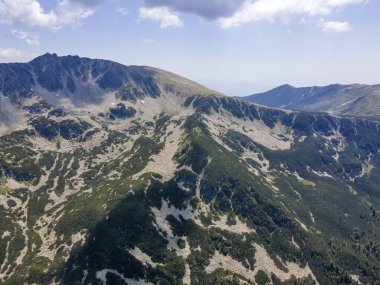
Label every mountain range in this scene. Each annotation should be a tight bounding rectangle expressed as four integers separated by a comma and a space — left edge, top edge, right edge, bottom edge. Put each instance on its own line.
241, 84, 380, 117
0, 54, 380, 285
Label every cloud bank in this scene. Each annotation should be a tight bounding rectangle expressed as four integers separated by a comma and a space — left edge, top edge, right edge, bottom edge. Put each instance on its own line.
0, 48, 35, 62
11, 29, 39, 45
0, 0, 367, 32
0, 0, 95, 30
139, 7, 183, 28
143, 0, 367, 29
218, 0, 366, 28
318, 19, 352, 32
144, 0, 246, 20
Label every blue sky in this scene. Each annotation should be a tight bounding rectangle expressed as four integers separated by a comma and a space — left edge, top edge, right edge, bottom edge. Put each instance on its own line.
0, 0, 379, 96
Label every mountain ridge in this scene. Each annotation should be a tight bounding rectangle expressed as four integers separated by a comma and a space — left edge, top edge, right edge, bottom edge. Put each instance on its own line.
240, 83, 380, 117
0, 53, 222, 135
0, 52, 222, 102
0, 54, 380, 285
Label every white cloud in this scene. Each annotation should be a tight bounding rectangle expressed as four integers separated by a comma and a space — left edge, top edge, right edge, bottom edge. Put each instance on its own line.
54, 0, 94, 29
218, 0, 366, 28
0, 48, 23, 58
0, 0, 366, 32
0, 0, 57, 27
0, 0, 94, 30
139, 7, 183, 28
0, 48, 35, 62
11, 29, 39, 45
144, 0, 246, 20
142, 38, 157, 43
68, 0, 110, 7
116, 7, 129, 16
318, 18, 352, 32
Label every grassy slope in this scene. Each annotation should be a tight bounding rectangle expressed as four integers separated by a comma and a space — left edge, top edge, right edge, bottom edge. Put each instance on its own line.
1, 97, 380, 284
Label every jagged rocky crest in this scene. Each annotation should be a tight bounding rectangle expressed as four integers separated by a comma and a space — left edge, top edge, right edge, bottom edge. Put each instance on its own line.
0, 54, 380, 285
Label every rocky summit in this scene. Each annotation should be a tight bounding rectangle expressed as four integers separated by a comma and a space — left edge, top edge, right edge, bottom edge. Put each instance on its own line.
0, 54, 380, 285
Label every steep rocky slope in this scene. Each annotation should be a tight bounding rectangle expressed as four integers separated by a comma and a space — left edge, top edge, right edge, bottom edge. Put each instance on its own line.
241, 84, 380, 117
1, 55, 380, 285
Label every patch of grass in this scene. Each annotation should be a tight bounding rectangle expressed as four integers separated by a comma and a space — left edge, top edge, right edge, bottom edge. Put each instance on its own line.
299, 179, 316, 187
348, 186, 357, 195
0, 185, 11, 194
0, 177, 13, 194
255, 270, 270, 285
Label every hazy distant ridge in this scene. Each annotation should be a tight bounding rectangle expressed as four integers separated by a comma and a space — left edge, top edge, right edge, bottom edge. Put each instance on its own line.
241, 83, 380, 116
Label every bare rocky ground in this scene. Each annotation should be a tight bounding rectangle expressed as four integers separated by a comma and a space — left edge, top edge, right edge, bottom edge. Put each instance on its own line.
1, 55, 380, 284
0, 91, 324, 284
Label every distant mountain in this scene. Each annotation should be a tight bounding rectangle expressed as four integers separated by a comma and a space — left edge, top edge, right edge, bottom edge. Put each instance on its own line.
241, 83, 380, 116
1, 54, 380, 285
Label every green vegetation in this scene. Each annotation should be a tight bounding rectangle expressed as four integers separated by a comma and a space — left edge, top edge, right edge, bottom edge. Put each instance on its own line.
0, 177, 11, 194
1, 57, 380, 285
255, 270, 270, 285
299, 180, 317, 187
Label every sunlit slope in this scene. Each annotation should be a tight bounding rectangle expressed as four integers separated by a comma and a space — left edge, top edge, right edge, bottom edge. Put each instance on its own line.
0, 55, 380, 285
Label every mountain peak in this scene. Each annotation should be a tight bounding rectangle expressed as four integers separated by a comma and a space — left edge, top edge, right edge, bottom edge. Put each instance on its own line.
278, 84, 295, 89
1, 53, 223, 111
29, 52, 59, 63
